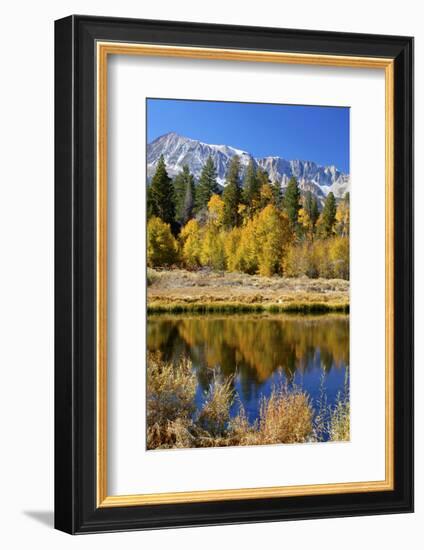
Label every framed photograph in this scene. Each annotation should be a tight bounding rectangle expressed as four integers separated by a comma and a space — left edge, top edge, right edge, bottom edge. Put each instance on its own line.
54, 15, 413, 534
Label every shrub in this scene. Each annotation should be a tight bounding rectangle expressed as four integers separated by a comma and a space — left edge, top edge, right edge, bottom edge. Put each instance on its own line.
146, 354, 348, 450
256, 384, 313, 444
329, 396, 350, 441
197, 372, 234, 438
146, 352, 196, 449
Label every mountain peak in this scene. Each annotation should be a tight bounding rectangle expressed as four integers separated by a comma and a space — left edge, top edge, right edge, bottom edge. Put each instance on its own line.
147, 133, 349, 201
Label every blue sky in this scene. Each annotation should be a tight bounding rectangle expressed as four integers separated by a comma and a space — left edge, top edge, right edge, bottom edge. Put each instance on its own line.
147, 98, 350, 173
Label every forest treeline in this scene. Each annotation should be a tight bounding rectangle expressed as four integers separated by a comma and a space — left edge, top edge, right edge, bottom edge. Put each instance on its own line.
147, 154, 350, 279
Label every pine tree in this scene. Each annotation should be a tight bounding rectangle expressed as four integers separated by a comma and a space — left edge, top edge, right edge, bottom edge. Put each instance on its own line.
311, 196, 320, 229
222, 156, 242, 228
182, 172, 195, 224
304, 190, 314, 220
271, 180, 282, 208
284, 177, 301, 228
303, 190, 320, 236
148, 155, 175, 226
257, 168, 270, 189
321, 191, 337, 237
195, 156, 219, 212
242, 159, 260, 210
174, 165, 195, 226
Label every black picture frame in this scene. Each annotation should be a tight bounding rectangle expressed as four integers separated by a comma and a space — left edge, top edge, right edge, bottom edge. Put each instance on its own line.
55, 14, 414, 534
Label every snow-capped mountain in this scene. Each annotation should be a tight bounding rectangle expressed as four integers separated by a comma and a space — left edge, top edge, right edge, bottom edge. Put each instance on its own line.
147, 132, 349, 200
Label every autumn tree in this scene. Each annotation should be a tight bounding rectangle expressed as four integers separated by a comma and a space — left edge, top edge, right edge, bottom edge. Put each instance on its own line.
224, 227, 242, 272
147, 216, 178, 267
207, 194, 225, 228
180, 219, 202, 268
335, 192, 350, 237
230, 219, 258, 274
255, 168, 278, 210
255, 205, 291, 276
200, 229, 226, 270
200, 194, 226, 270
329, 236, 349, 279
195, 156, 219, 212
147, 155, 175, 226
222, 155, 242, 228
259, 181, 275, 210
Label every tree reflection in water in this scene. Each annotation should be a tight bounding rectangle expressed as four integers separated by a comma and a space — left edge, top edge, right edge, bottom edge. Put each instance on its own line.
147, 313, 349, 423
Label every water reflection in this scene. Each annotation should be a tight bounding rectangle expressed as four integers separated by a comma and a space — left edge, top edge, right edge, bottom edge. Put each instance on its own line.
147, 313, 349, 423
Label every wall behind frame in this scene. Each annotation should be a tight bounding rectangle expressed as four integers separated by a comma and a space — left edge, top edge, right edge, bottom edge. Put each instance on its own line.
0, 1, 419, 549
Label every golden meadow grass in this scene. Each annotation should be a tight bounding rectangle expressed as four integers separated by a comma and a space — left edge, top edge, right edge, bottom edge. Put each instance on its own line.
147, 268, 349, 314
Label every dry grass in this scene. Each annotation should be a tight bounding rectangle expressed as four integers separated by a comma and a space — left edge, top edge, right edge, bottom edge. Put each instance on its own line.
328, 370, 350, 441
147, 268, 349, 313
147, 353, 348, 450
197, 372, 234, 437
312, 368, 350, 443
256, 385, 313, 444
329, 397, 350, 441
146, 352, 197, 450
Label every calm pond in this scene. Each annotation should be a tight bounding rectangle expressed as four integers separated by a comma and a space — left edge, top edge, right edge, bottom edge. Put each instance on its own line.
147, 313, 349, 425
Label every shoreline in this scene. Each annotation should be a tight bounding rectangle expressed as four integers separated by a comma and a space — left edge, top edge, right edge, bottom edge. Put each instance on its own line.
147, 301, 349, 314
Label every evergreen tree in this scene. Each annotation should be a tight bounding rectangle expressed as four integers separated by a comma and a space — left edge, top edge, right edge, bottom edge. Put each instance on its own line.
195, 156, 219, 212
321, 191, 337, 237
304, 190, 314, 219
304, 190, 320, 233
271, 180, 282, 208
242, 159, 260, 210
284, 176, 301, 228
174, 165, 195, 226
222, 156, 242, 228
148, 155, 175, 226
311, 196, 320, 228
257, 168, 270, 189
182, 172, 195, 224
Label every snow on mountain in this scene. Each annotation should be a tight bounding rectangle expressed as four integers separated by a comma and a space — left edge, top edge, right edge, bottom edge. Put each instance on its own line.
147, 132, 349, 200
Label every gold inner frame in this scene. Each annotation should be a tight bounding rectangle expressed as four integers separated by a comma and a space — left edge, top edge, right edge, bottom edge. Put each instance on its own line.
96, 42, 395, 508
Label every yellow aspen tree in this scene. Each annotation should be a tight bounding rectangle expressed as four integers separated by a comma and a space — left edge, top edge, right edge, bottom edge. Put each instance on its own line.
180, 219, 202, 268
147, 216, 178, 267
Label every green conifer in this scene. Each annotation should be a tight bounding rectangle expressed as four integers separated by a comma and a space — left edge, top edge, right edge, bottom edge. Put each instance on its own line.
284, 176, 301, 228
222, 156, 242, 228
147, 155, 175, 226
195, 156, 219, 212
242, 159, 260, 210
321, 191, 337, 237
174, 165, 195, 226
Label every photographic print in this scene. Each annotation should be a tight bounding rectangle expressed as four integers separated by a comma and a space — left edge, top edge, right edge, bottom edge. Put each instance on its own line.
146, 98, 350, 451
